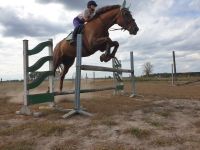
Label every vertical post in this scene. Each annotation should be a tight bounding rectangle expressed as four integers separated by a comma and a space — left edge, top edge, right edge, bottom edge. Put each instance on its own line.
62, 34, 93, 118
112, 59, 117, 95
171, 64, 174, 86
48, 39, 54, 94
48, 39, 55, 107
85, 73, 88, 84
16, 40, 32, 115
23, 40, 29, 106
130, 51, 136, 97
172, 51, 176, 83
93, 72, 95, 83
75, 34, 82, 111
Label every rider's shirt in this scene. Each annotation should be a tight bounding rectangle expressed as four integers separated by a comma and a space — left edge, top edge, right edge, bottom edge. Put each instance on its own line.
77, 9, 95, 22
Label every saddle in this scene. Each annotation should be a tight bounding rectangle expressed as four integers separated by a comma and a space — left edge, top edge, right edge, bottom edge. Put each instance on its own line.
66, 25, 84, 44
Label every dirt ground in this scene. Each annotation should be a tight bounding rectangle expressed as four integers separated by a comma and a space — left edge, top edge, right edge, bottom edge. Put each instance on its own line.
0, 79, 200, 150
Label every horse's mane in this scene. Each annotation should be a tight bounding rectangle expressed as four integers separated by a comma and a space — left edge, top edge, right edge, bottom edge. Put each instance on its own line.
90, 5, 120, 21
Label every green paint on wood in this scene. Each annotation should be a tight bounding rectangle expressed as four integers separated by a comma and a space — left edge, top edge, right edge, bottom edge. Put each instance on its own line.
116, 84, 124, 90
28, 41, 52, 56
28, 56, 52, 72
27, 93, 54, 105
28, 71, 54, 90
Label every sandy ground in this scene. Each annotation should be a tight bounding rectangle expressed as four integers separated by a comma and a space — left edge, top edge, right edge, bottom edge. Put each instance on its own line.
0, 79, 200, 150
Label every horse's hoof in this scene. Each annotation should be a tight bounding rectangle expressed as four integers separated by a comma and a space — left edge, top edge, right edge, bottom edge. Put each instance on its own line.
104, 55, 111, 62
104, 58, 110, 62
100, 54, 105, 62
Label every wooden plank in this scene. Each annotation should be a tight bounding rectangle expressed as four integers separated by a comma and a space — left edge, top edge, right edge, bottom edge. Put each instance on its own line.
28, 41, 52, 56
28, 56, 52, 72
81, 65, 133, 73
54, 86, 115, 96
27, 93, 54, 105
28, 71, 54, 90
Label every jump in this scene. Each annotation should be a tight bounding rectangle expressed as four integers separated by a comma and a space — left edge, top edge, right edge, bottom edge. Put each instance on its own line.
53, 0, 139, 92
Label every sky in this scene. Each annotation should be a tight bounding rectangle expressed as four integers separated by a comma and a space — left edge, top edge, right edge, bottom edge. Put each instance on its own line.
0, 0, 200, 80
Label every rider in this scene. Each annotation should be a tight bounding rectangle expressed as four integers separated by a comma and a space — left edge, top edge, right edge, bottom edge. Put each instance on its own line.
70, 1, 98, 44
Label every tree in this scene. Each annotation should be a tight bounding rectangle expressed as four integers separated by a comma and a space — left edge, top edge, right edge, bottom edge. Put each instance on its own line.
143, 62, 153, 77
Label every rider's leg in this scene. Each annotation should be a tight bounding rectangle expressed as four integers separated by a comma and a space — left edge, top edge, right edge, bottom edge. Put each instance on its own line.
71, 27, 79, 43
71, 18, 83, 44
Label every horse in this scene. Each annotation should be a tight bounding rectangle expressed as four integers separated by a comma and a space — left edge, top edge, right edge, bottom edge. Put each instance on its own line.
53, 2, 139, 92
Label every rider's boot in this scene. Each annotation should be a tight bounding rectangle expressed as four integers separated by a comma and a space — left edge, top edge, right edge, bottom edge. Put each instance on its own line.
70, 27, 78, 45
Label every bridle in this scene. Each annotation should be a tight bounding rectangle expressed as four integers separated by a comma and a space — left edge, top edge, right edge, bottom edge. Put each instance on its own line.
96, 7, 133, 32
109, 8, 133, 32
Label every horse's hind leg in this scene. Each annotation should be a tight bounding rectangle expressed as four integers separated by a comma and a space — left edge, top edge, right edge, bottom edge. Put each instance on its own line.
59, 57, 75, 92
53, 51, 62, 76
59, 65, 69, 92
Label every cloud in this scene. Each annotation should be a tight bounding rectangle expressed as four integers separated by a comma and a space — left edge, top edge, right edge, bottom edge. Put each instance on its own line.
0, 0, 200, 80
36, 0, 124, 10
0, 7, 67, 38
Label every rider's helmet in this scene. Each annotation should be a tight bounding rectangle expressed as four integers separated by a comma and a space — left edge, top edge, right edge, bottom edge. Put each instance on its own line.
87, 1, 98, 8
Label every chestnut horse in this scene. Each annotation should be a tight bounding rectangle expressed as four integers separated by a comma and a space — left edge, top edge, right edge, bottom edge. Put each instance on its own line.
53, 4, 139, 92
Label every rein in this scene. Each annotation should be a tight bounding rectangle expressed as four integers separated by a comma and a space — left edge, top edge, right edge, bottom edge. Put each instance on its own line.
109, 28, 125, 31
108, 9, 128, 32
96, 7, 129, 32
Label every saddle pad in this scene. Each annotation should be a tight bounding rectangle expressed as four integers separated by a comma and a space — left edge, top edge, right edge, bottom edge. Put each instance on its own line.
65, 32, 73, 41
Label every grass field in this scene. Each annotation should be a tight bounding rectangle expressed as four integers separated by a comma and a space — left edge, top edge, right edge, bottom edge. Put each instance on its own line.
0, 79, 200, 150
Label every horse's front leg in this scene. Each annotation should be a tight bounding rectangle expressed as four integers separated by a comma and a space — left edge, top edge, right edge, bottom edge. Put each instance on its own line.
110, 41, 119, 58
102, 41, 119, 62
92, 37, 113, 62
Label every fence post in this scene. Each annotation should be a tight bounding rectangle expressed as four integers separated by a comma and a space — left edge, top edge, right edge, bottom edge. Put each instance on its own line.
16, 40, 32, 115
23, 40, 29, 106
130, 51, 136, 97
62, 34, 92, 118
171, 64, 174, 86
172, 51, 176, 84
75, 34, 82, 111
112, 59, 117, 95
48, 39, 55, 107
93, 72, 95, 83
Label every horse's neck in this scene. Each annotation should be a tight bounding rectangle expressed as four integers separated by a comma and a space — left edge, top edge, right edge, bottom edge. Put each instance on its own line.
99, 9, 119, 30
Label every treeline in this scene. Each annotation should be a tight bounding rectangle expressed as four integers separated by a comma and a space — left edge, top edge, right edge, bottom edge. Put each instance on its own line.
142, 72, 200, 78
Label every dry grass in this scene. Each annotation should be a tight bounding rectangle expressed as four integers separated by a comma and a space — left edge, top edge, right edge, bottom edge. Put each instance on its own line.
90, 116, 118, 127
0, 139, 35, 150
151, 135, 185, 147
91, 142, 126, 150
100, 118, 118, 127
143, 118, 165, 127
124, 127, 152, 139
0, 121, 67, 137
128, 80, 200, 99
51, 138, 79, 150
0, 80, 200, 149
155, 110, 172, 118
193, 120, 200, 133
0, 96, 19, 116
193, 120, 200, 128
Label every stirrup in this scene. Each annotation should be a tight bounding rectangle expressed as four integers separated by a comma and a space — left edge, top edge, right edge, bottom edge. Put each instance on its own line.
69, 40, 75, 45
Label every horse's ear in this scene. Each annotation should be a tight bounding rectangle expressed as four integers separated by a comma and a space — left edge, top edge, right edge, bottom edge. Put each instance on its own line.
121, 0, 126, 9
127, 3, 131, 10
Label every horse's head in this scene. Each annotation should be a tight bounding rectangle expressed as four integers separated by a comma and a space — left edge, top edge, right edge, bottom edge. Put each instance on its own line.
116, 1, 139, 35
